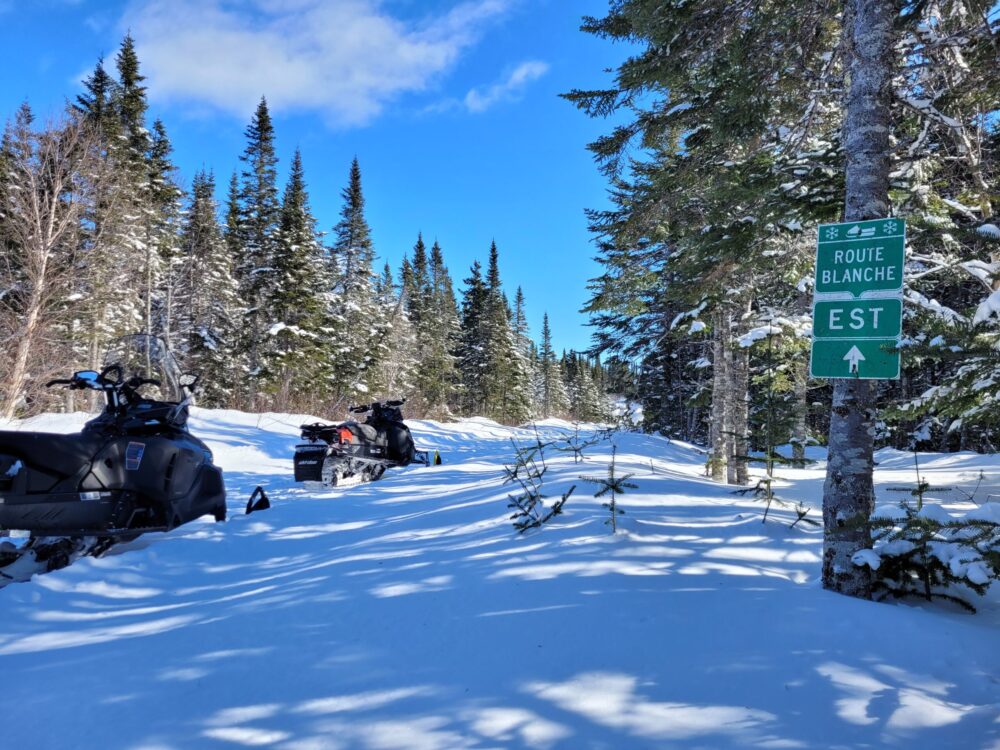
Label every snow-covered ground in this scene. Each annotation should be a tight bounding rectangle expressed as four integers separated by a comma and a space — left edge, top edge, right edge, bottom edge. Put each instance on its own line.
1, 409, 998, 750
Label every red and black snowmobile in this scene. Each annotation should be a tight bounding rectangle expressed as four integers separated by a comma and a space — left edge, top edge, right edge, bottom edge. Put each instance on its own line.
293, 399, 437, 488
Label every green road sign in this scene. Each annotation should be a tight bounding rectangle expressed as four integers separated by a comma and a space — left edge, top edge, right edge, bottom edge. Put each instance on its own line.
810, 338, 900, 380
813, 298, 902, 339
816, 217, 904, 297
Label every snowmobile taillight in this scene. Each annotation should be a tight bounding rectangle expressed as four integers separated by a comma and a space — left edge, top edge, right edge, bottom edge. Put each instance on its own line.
338, 427, 353, 445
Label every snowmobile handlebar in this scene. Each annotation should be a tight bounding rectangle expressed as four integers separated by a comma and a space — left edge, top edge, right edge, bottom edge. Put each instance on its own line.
45, 368, 119, 391
44, 366, 159, 395
349, 399, 406, 414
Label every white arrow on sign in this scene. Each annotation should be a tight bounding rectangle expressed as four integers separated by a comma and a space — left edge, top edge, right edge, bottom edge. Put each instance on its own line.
843, 345, 865, 373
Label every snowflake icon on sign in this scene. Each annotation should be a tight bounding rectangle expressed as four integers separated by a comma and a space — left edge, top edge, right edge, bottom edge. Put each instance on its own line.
825, 227, 838, 240
883, 220, 899, 234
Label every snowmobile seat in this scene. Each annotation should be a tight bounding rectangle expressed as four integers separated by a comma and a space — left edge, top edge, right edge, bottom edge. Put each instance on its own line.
345, 422, 379, 442
0, 430, 108, 478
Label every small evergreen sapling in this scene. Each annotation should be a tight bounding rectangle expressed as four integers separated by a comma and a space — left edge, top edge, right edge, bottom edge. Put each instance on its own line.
734, 332, 816, 526
858, 505, 999, 612
556, 423, 599, 464
581, 446, 637, 533
855, 454, 999, 612
504, 439, 574, 533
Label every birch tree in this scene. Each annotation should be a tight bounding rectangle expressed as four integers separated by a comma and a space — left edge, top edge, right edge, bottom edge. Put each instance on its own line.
0, 115, 92, 418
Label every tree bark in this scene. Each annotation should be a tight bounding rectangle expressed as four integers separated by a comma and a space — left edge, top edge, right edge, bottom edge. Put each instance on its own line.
822, 0, 895, 598
791, 360, 809, 462
729, 339, 749, 485
709, 310, 729, 481
3, 295, 44, 420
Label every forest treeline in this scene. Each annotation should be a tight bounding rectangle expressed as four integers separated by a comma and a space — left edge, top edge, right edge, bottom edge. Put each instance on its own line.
0, 37, 615, 424
567, 0, 999, 477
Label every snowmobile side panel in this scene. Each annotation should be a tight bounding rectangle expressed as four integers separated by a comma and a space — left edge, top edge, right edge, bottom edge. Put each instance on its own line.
0, 490, 140, 536
0, 436, 225, 534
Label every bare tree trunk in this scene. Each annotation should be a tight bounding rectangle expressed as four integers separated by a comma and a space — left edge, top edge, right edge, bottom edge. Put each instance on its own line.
3, 296, 44, 419
791, 360, 809, 462
729, 340, 749, 485
164, 273, 173, 351
145, 241, 154, 335
822, 0, 894, 598
0, 121, 88, 419
709, 310, 729, 481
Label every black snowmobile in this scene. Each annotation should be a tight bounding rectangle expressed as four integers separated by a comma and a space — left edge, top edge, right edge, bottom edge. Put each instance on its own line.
294, 399, 437, 487
0, 335, 226, 544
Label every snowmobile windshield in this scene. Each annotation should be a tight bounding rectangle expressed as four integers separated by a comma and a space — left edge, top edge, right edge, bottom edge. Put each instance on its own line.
101, 334, 185, 402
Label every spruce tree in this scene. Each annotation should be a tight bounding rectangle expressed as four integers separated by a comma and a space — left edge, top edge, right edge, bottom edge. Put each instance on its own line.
329, 157, 383, 404
372, 263, 418, 400
179, 171, 242, 406
234, 97, 280, 400
459, 260, 488, 414
263, 149, 330, 407
538, 313, 569, 418
411, 239, 460, 415
72, 44, 149, 369
74, 57, 120, 140
332, 157, 375, 302
144, 119, 183, 347
512, 287, 532, 357
407, 232, 432, 330
114, 34, 150, 164
477, 243, 532, 423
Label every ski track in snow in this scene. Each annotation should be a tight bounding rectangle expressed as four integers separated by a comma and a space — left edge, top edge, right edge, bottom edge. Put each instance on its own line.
1, 408, 998, 750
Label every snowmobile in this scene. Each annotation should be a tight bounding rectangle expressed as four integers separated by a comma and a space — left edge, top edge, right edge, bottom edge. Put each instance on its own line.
0, 334, 226, 546
293, 399, 437, 488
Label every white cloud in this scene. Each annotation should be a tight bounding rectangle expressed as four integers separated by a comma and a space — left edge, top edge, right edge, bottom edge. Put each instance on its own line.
120, 0, 513, 126
463, 60, 548, 113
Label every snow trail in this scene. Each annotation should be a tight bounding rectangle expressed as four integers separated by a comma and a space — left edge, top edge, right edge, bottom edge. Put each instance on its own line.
0, 409, 997, 749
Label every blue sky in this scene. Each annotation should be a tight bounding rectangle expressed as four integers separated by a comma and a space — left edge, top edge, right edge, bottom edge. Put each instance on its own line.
0, 0, 632, 354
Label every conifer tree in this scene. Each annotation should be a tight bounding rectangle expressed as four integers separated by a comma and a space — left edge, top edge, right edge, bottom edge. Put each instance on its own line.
224, 170, 241, 254
410, 239, 460, 415
459, 260, 488, 414
407, 232, 432, 330
566, 352, 604, 422
566, 1, 840, 467
473, 243, 532, 423
372, 264, 418, 400
74, 57, 120, 140
179, 170, 242, 406
234, 97, 280, 400
538, 313, 569, 418
512, 287, 532, 357
114, 33, 150, 163
329, 157, 383, 404
72, 43, 150, 368
263, 149, 330, 407
144, 119, 183, 347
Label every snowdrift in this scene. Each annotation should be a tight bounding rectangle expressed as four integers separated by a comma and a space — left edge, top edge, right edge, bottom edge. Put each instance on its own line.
0, 408, 997, 749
